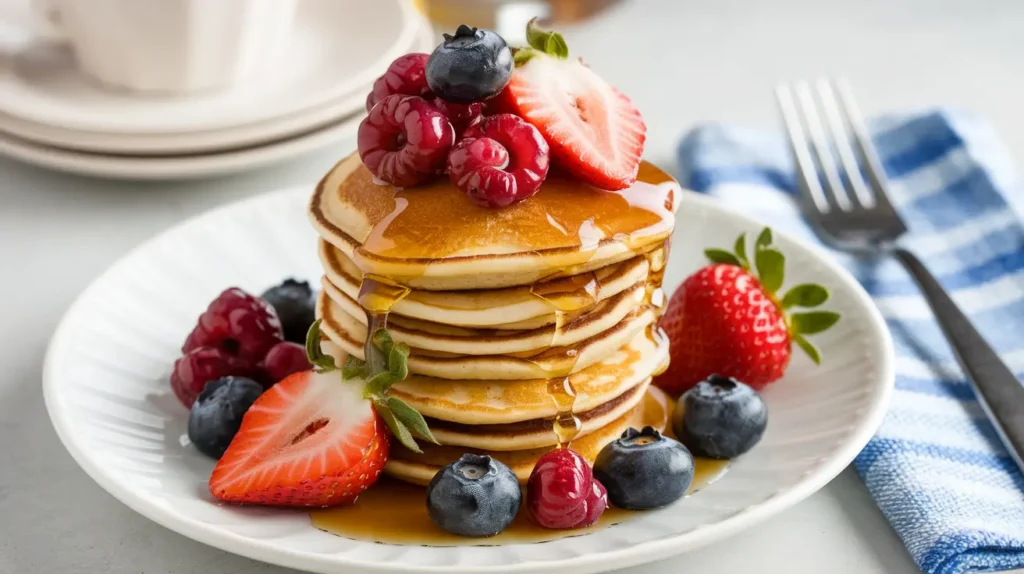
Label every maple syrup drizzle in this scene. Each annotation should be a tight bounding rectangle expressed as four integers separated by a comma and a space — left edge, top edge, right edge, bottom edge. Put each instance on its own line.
529, 271, 602, 448
329, 162, 677, 267
641, 243, 669, 312
357, 275, 411, 365
639, 243, 671, 366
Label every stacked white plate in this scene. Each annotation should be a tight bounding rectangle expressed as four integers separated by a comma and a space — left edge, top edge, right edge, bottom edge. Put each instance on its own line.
0, 0, 435, 180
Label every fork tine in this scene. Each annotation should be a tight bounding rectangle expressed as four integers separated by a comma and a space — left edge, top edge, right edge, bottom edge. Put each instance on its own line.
833, 78, 899, 212
775, 84, 831, 214
792, 81, 853, 211
816, 78, 875, 208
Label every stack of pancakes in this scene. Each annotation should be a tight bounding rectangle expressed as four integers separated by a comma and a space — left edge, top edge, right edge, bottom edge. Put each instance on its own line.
308, 152, 681, 484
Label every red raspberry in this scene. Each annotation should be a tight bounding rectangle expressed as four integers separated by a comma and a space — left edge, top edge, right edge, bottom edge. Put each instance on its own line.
433, 99, 483, 137
365, 53, 431, 113
527, 448, 607, 529
182, 287, 284, 364
357, 95, 455, 187
171, 346, 256, 407
260, 342, 312, 384
447, 113, 549, 208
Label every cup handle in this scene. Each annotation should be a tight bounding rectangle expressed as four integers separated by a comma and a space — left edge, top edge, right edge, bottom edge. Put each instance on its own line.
0, 0, 67, 43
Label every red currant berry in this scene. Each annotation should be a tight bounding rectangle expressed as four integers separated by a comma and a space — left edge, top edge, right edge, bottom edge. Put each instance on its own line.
526, 448, 607, 529
358, 95, 455, 187
365, 53, 431, 113
182, 288, 284, 364
260, 341, 311, 384
171, 346, 256, 407
446, 113, 549, 208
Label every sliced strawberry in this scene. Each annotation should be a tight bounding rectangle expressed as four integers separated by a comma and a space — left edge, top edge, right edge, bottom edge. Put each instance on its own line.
209, 322, 438, 507
500, 33, 645, 190
209, 369, 388, 507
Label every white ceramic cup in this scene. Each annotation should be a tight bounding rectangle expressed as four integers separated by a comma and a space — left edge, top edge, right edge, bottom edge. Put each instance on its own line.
25, 0, 299, 94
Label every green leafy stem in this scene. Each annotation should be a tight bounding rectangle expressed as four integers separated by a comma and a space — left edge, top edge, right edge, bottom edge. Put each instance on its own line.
705, 227, 841, 365
305, 319, 438, 453
513, 17, 569, 65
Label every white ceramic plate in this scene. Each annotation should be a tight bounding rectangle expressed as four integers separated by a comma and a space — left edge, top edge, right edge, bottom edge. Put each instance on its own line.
0, 0, 415, 135
43, 187, 894, 574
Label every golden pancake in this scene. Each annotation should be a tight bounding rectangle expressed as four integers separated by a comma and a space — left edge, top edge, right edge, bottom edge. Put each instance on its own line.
425, 379, 651, 451
321, 276, 646, 356
319, 240, 656, 329
308, 153, 680, 290
384, 329, 667, 424
318, 291, 658, 380
383, 386, 673, 485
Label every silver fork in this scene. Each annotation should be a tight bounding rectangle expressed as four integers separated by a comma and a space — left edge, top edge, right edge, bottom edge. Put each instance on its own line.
776, 78, 1024, 474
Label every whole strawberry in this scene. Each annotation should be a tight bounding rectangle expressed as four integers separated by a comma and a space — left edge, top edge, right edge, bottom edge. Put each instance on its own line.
656, 228, 839, 393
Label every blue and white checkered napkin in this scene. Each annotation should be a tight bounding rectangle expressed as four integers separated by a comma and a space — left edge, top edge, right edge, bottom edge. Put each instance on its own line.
677, 109, 1024, 574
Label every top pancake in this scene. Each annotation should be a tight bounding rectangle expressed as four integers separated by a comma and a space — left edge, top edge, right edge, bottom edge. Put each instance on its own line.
309, 152, 681, 290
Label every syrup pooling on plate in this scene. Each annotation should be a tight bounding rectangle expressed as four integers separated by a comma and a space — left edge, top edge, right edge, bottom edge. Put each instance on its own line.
309, 387, 730, 546
340, 162, 679, 262
529, 271, 603, 447
310, 458, 727, 546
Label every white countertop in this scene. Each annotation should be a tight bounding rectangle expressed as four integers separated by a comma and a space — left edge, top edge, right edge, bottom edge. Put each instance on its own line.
3, 0, 1023, 572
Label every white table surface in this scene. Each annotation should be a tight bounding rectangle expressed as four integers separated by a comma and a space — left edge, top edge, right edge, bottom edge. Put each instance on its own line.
3, 0, 1023, 572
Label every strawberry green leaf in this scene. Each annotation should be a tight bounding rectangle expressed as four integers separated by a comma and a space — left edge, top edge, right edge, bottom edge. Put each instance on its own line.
341, 355, 368, 380
376, 399, 421, 453
705, 248, 742, 266
387, 342, 410, 380
733, 233, 749, 269
372, 328, 395, 356
361, 327, 410, 395
755, 247, 785, 294
781, 284, 830, 309
364, 371, 400, 398
525, 17, 569, 58
387, 397, 439, 444
791, 311, 841, 335
364, 328, 389, 375
304, 320, 337, 372
360, 327, 430, 452
513, 48, 537, 66
792, 334, 822, 365
755, 227, 773, 250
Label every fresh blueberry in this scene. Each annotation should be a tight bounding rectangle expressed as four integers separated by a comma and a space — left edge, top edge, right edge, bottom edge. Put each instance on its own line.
426, 25, 513, 103
426, 453, 521, 537
673, 375, 768, 459
261, 279, 316, 344
593, 426, 694, 510
187, 376, 263, 459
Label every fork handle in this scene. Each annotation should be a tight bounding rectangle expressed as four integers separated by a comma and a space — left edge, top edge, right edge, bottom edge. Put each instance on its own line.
892, 247, 1024, 471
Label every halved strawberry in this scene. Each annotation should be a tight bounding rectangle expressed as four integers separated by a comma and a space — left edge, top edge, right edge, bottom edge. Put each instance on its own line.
499, 19, 646, 191
209, 322, 437, 507
209, 369, 386, 506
